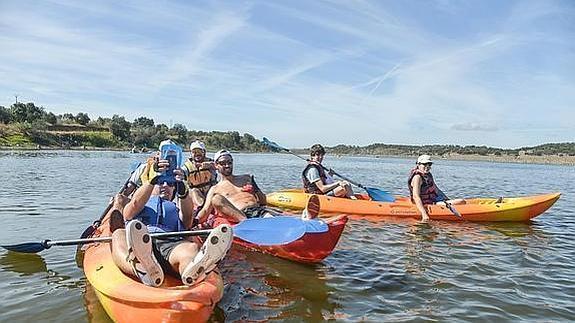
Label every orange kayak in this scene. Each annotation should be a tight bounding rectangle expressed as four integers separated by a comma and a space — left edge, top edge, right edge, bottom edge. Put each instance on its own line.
82, 211, 224, 323
266, 189, 561, 222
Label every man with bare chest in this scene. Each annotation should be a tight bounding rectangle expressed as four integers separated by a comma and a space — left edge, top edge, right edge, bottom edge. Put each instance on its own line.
196, 150, 276, 226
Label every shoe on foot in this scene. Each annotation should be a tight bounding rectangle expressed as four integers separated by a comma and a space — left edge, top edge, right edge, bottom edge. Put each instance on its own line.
181, 224, 233, 286
301, 194, 320, 220
126, 220, 164, 287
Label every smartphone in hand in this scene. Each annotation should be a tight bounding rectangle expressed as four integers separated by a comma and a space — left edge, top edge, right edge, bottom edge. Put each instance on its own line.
158, 141, 183, 184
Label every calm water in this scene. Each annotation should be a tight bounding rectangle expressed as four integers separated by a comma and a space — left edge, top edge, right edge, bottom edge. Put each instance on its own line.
0, 151, 573, 322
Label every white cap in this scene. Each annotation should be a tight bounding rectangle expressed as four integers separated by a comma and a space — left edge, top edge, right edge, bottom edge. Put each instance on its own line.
189, 140, 206, 151
159, 139, 176, 150
417, 154, 432, 164
214, 149, 232, 162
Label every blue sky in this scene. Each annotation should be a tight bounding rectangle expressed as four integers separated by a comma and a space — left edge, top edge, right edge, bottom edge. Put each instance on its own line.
1, 0, 573, 149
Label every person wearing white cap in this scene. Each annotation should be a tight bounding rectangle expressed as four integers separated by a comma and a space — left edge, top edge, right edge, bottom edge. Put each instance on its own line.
196, 150, 321, 227
182, 140, 217, 208
408, 154, 466, 222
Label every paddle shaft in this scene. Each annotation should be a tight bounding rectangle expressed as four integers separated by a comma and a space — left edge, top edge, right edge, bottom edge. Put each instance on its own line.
48, 229, 212, 248
275, 145, 366, 188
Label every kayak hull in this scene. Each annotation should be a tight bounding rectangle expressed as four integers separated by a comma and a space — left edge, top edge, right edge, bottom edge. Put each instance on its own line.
82, 212, 224, 323
217, 216, 348, 263
266, 190, 561, 222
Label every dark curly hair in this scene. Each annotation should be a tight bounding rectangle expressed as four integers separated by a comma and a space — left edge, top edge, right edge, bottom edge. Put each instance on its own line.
310, 144, 326, 156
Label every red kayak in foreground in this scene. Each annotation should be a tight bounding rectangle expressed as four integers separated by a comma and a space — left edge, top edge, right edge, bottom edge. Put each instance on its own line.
216, 215, 348, 263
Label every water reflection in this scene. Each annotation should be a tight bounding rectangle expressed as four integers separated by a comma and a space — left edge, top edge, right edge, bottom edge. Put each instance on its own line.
216, 247, 339, 322
84, 282, 112, 323
0, 252, 48, 277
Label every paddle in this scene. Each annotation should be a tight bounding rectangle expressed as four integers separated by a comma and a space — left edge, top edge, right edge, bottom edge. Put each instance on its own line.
234, 216, 327, 246
79, 162, 142, 239
262, 137, 396, 202
4, 215, 326, 253
442, 201, 462, 218
2, 229, 213, 254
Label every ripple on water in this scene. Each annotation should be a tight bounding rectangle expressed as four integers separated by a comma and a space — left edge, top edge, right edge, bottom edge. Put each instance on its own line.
1, 152, 574, 322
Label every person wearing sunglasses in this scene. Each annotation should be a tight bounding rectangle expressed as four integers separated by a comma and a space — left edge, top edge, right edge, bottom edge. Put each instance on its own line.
196, 150, 320, 227
408, 154, 466, 222
109, 150, 233, 288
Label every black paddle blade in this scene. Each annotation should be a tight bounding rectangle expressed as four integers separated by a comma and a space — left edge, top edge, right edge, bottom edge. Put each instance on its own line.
1, 242, 47, 254
262, 137, 285, 152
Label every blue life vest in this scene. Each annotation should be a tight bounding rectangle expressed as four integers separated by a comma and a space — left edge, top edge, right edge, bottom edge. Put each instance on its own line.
135, 196, 183, 233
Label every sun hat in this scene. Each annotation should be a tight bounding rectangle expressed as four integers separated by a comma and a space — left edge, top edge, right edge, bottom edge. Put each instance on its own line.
189, 140, 206, 151
417, 154, 432, 164
214, 150, 232, 162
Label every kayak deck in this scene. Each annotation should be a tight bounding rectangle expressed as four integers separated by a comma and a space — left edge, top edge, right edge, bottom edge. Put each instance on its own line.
82, 212, 224, 323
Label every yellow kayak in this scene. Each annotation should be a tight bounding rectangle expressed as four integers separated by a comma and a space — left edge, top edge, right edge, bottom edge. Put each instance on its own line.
266, 189, 561, 222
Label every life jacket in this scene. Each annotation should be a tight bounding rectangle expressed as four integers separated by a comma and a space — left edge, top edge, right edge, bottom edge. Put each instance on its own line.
183, 158, 217, 193
302, 163, 328, 194
408, 168, 438, 205
135, 196, 183, 233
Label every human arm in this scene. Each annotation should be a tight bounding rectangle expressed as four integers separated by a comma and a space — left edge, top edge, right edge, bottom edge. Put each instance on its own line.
196, 186, 216, 224
174, 169, 195, 229
250, 175, 266, 205
123, 158, 163, 221
410, 175, 430, 222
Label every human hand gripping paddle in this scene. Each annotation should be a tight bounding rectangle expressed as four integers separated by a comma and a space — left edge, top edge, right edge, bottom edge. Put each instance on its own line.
262, 137, 396, 202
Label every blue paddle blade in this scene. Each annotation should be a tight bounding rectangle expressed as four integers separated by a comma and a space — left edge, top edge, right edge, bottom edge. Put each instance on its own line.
365, 187, 396, 202
262, 137, 286, 151
1, 242, 46, 253
233, 216, 326, 246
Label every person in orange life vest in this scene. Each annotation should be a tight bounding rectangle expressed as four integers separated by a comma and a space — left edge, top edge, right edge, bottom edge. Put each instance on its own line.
408, 154, 466, 222
109, 156, 232, 287
302, 144, 355, 199
196, 150, 320, 227
182, 140, 218, 208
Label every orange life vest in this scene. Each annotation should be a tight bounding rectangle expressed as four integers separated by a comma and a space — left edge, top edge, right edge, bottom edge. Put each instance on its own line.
183, 158, 217, 193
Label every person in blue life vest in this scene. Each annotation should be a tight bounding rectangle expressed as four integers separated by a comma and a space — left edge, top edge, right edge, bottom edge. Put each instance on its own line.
182, 140, 218, 209
408, 154, 466, 222
109, 155, 233, 288
302, 144, 355, 199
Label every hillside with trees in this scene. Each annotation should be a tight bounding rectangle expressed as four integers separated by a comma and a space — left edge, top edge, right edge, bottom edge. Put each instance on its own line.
0, 102, 266, 151
1, 102, 574, 161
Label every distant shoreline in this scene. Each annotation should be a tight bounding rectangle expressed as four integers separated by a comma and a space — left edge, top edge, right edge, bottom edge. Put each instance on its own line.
2, 146, 574, 166
375, 153, 575, 166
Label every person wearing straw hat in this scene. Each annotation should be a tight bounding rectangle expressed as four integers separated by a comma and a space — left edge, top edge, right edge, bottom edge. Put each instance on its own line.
408, 154, 466, 222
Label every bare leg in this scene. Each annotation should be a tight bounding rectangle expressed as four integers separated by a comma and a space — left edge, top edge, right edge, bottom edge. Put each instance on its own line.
168, 242, 200, 274
447, 198, 466, 205
111, 228, 134, 275
211, 194, 247, 222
